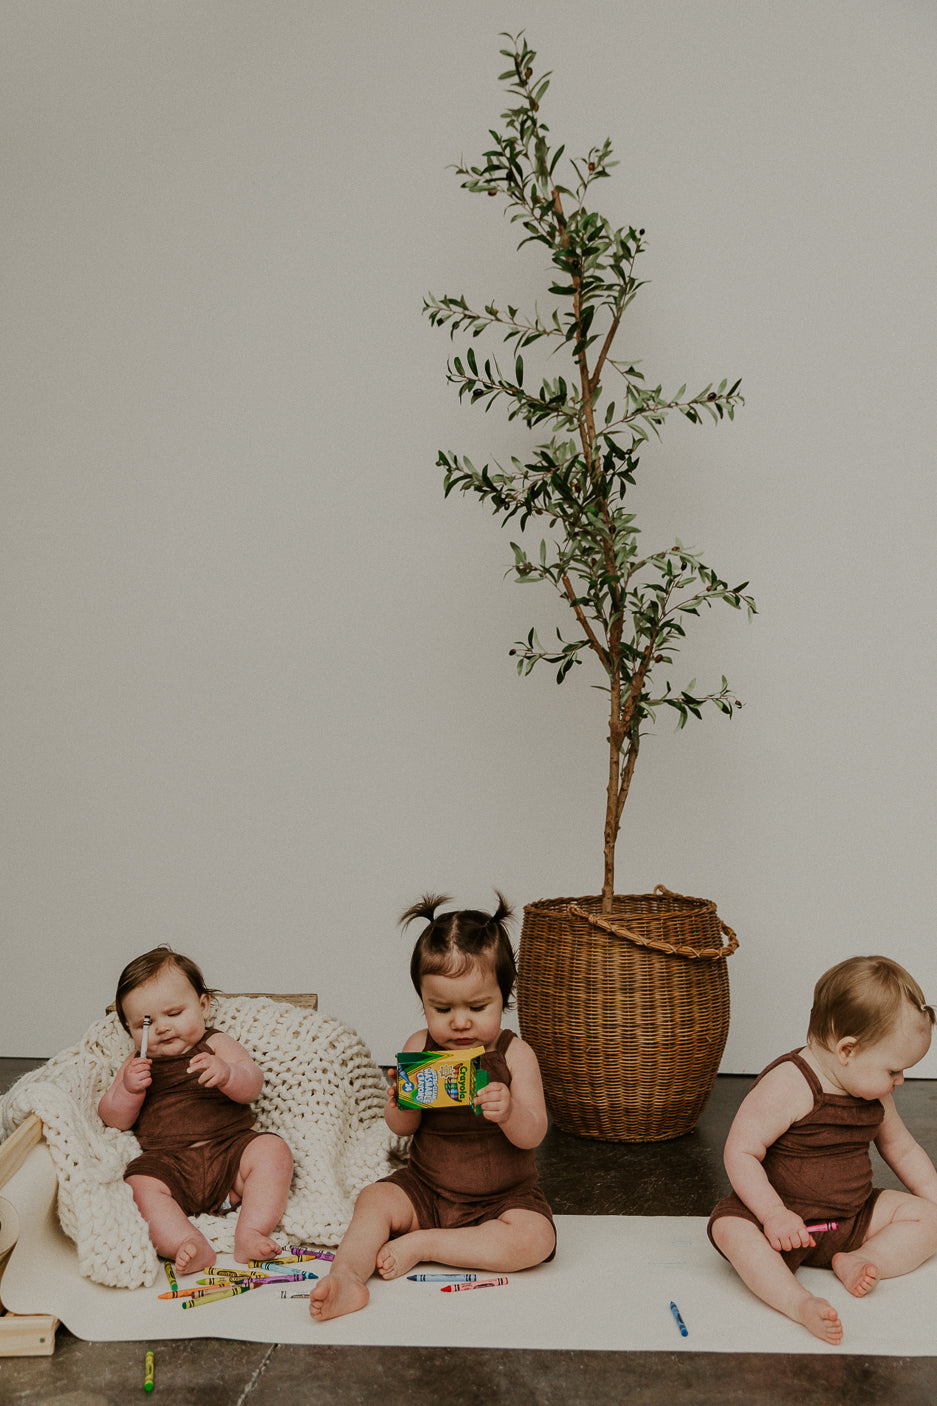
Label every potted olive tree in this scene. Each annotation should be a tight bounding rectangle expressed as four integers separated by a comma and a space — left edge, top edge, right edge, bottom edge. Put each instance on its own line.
424, 34, 755, 1141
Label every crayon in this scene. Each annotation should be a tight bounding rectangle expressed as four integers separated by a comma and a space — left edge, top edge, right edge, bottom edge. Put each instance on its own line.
670, 1301, 689, 1336
408, 1273, 477, 1282
179, 1274, 318, 1308
197, 1269, 276, 1283
181, 1283, 252, 1309
196, 1272, 315, 1290
163, 1258, 178, 1291
238, 1272, 318, 1285
144, 1348, 154, 1392
160, 1285, 237, 1300
440, 1276, 508, 1292
247, 1259, 324, 1271
250, 1258, 321, 1272
140, 1016, 151, 1060
804, 1220, 839, 1233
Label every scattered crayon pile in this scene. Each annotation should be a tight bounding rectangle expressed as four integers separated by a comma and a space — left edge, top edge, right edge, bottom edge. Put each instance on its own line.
158, 1247, 333, 1309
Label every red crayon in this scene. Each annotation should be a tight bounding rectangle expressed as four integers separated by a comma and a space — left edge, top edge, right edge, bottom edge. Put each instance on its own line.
804, 1220, 839, 1233
440, 1276, 509, 1292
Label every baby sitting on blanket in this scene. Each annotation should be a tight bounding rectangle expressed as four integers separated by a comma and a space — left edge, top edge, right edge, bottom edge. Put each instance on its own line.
99, 946, 293, 1277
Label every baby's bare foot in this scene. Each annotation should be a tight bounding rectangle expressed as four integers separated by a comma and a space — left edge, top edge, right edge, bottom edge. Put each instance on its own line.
832, 1251, 880, 1297
309, 1269, 370, 1321
796, 1294, 843, 1345
376, 1234, 425, 1281
234, 1228, 282, 1265
174, 1235, 215, 1277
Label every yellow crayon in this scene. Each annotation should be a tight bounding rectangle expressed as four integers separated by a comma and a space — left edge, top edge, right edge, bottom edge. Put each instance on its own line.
198, 1269, 271, 1283
144, 1348, 154, 1393
181, 1283, 251, 1309
163, 1259, 178, 1290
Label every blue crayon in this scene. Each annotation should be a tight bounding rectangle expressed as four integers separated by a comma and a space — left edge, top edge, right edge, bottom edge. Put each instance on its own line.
670, 1301, 689, 1337
407, 1273, 477, 1282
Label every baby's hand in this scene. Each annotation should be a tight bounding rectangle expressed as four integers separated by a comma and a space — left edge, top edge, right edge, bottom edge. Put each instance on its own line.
187, 1051, 231, 1089
762, 1207, 814, 1253
475, 1080, 511, 1123
386, 1067, 400, 1108
122, 1053, 152, 1095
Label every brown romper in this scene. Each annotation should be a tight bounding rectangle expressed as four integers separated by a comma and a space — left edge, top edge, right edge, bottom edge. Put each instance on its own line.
707, 1048, 884, 1270
381, 1029, 556, 1255
123, 1028, 270, 1218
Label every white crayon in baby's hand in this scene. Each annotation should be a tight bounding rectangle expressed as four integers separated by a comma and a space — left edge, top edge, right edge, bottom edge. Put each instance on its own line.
140, 1015, 151, 1059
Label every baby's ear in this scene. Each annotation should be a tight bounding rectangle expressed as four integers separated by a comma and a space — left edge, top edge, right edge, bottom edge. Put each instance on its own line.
835, 1036, 857, 1064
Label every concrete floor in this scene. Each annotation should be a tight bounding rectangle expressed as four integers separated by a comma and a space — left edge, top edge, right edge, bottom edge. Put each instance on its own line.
2, 1059, 936, 1405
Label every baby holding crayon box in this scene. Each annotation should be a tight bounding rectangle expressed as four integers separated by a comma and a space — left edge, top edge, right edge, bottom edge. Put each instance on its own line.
99, 946, 293, 1276
708, 955, 937, 1344
310, 893, 556, 1321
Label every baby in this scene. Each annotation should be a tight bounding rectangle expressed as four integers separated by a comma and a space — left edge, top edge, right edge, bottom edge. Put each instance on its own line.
708, 955, 937, 1343
99, 945, 293, 1275
310, 892, 555, 1321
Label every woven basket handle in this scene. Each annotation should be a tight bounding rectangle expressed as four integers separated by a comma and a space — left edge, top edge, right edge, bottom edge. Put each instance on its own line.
568, 884, 739, 961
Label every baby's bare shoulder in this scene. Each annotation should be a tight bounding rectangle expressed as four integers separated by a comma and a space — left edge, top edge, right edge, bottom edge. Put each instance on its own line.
750, 1057, 815, 1121
205, 1028, 252, 1060
401, 1029, 428, 1054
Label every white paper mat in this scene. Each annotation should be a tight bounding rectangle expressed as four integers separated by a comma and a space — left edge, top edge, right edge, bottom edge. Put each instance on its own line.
2, 1141, 936, 1353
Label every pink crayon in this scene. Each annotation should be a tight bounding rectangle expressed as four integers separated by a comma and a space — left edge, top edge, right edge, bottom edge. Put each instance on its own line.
804, 1220, 838, 1233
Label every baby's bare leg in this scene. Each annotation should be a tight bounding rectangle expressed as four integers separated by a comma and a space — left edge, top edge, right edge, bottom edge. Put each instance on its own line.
712, 1216, 843, 1345
310, 1182, 419, 1322
126, 1174, 216, 1277
833, 1190, 937, 1297
231, 1134, 294, 1264
377, 1208, 555, 1281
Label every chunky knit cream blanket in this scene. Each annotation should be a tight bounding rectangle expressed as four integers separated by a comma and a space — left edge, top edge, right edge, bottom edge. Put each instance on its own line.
0, 996, 407, 1290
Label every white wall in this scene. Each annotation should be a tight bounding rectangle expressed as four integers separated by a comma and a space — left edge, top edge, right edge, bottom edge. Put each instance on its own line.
3, 1, 936, 1075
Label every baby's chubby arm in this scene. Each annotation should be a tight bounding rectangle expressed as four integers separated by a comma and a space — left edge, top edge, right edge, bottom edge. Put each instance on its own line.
475, 1035, 548, 1149
383, 1030, 424, 1137
98, 1052, 152, 1129
723, 1061, 816, 1252
875, 1094, 937, 1202
186, 1031, 264, 1104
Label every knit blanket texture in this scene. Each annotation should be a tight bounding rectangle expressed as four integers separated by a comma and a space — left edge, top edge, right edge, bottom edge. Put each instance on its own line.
0, 997, 407, 1289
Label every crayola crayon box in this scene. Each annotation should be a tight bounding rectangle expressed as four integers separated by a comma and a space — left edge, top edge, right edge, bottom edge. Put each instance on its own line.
396, 1045, 489, 1113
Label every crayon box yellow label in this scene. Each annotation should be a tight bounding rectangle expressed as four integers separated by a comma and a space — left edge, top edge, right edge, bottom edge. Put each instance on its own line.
396, 1046, 489, 1112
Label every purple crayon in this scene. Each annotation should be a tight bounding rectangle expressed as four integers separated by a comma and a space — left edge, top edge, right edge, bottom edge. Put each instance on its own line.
255, 1272, 319, 1284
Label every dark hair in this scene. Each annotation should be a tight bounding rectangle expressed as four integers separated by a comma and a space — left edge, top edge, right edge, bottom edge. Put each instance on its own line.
401, 892, 517, 1007
114, 945, 215, 1031
807, 955, 935, 1051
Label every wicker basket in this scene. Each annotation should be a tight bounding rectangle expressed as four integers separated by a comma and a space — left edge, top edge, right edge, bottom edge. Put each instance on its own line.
516, 885, 738, 1142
